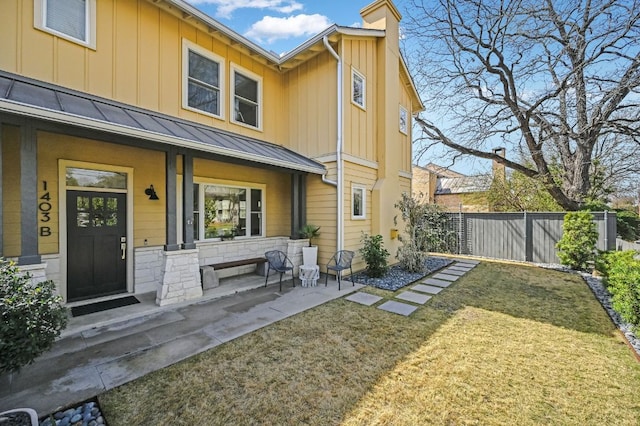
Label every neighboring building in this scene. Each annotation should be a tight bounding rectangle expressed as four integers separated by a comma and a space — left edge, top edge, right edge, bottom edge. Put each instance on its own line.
412, 163, 465, 204
412, 148, 505, 212
0, 0, 423, 306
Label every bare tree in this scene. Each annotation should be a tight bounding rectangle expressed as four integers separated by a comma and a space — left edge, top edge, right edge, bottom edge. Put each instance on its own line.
404, 0, 640, 210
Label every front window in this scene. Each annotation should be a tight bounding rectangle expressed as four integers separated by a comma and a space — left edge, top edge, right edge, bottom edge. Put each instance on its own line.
232, 65, 261, 129
183, 41, 224, 118
352, 68, 366, 109
352, 184, 366, 219
194, 183, 263, 240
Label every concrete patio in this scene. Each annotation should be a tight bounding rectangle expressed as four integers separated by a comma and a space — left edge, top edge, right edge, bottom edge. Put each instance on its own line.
0, 274, 362, 417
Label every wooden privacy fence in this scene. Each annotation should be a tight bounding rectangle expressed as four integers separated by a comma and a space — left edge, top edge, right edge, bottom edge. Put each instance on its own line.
432, 211, 617, 264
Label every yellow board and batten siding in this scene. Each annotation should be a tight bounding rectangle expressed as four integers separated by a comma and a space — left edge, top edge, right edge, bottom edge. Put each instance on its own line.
282, 51, 338, 158
343, 162, 378, 272
342, 37, 378, 164
0, 0, 284, 143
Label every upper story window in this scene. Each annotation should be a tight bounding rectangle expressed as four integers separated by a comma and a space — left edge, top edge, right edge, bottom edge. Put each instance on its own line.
231, 64, 262, 130
352, 68, 366, 110
183, 40, 225, 119
34, 0, 96, 49
399, 105, 408, 135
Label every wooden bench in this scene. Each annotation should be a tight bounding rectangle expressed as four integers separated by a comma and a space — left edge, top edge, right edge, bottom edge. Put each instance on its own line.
201, 257, 267, 290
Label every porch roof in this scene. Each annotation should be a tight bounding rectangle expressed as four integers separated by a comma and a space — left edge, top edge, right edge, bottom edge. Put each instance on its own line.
0, 71, 326, 175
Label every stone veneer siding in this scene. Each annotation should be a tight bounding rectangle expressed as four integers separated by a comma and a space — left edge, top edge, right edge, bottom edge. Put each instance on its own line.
156, 249, 202, 306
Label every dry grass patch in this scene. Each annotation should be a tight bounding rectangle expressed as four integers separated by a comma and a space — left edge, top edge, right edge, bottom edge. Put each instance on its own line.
343, 306, 640, 425
99, 262, 640, 425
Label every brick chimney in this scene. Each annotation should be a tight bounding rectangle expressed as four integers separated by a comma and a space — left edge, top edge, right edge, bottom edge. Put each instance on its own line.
492, 147, 506, 181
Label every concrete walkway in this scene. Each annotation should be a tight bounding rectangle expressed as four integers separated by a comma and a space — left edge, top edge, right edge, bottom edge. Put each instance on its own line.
0, 276, 362, 417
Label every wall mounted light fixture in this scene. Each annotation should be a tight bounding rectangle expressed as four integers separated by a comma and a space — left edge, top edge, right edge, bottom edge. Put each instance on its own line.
145, 185, 159, 200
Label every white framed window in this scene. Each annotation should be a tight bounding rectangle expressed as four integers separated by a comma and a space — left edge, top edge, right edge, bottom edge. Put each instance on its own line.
351, 67, 366, 109
352, 184, 367, 220
193, 182, 264, 240
231, 63, 262, 130
399, 105, 408, 135
183, 40, 225, 119
34, 0, 96, 49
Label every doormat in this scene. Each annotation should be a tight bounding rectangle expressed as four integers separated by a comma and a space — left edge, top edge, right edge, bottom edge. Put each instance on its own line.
71, 296, 140, 317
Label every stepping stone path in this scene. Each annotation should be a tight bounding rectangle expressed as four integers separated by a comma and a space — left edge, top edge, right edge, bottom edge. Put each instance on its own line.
396, 291, 432, 305
345, 259, 479, 316
345, 292, 383, 306
378, 300, 418, 316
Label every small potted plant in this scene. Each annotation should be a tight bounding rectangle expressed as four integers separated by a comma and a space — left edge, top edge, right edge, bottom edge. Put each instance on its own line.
299, 224, 321, 266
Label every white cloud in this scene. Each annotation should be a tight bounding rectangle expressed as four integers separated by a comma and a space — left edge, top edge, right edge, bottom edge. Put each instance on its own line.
186, 0, 303, 19
245, 14, 332, 44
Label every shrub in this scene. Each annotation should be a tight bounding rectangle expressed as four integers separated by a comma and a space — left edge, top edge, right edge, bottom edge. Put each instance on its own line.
601, 250, 640, 332
396, 240, 427, 273
394, 193, 428, 272
422, 203, 458, 253
359, 233, 389, 278
581, 200, 640, 242
594, 250, 615, 276
0, 260, 68, 373
556, 211, 598, 270
616, 210, 640, 242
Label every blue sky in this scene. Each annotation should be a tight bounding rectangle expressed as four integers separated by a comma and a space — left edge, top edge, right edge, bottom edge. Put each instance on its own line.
184, 0, 369, 56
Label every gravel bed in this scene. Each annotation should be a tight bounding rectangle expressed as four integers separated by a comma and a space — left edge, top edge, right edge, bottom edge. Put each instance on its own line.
39, 400, 105, 426
349, 256, 453, 290
537, 263, 640, 357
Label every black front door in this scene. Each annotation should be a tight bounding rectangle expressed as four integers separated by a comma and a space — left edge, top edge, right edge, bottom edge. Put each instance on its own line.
67, 191, 127, 302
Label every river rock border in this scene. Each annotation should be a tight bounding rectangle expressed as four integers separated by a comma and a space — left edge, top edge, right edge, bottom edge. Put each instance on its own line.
40, 400, 104, 426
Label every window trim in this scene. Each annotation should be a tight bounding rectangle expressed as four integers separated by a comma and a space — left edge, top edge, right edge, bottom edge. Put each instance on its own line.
230, 63, 263, 131
193, 179, 266, 241
351, 67, 366, 110
351, 184, 367, 220
182, 39, 226, 120
34, 0, 96, 49
399, 105, 408, 135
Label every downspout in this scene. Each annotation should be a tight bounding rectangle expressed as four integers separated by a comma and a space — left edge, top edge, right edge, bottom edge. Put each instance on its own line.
323, 35, 343, 252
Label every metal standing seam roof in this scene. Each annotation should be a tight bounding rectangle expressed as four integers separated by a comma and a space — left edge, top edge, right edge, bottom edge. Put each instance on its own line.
0, 71, 326, 175
436, 175, 492, 195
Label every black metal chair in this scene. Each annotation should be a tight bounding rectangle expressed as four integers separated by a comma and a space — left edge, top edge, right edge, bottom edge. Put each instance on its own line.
264, 250, 296, 291
325, 250, 355, 290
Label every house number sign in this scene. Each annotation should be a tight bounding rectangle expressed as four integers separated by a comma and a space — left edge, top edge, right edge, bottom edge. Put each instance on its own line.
39, 181, 52, 237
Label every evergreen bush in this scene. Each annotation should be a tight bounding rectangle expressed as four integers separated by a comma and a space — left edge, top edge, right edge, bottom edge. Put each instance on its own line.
556, 211, 598, 270
359, 233, 389, 278
0, 260, 68, 373
601, 250, 640, 333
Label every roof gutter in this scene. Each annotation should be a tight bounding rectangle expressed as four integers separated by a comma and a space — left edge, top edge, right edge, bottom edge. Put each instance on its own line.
323, 35, 344, 253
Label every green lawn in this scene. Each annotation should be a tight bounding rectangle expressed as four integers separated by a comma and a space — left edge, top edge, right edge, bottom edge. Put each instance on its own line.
99, 262, 640, 425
